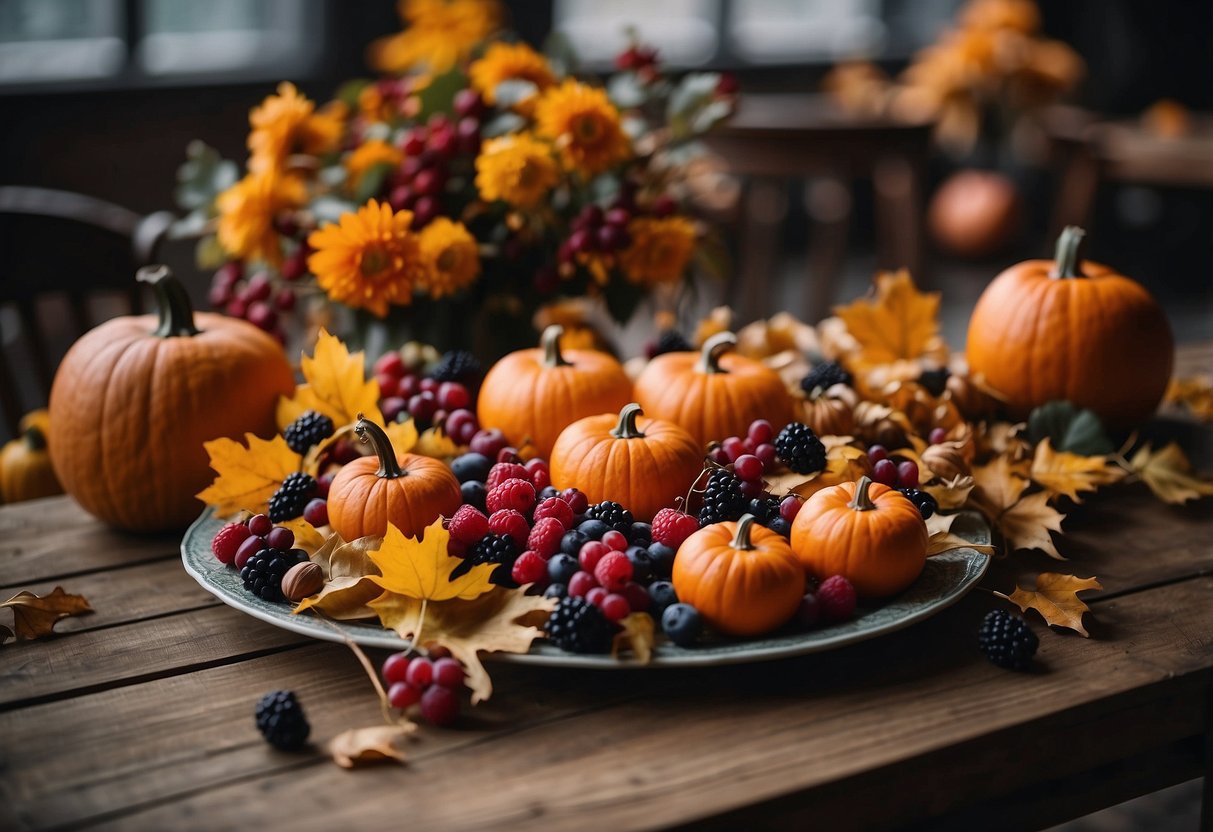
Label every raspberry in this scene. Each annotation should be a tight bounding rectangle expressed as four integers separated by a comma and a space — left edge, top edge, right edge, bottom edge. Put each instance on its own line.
486, 478, 537, 514
512, 551, 548, 585
526, 517, 565, 558
487, 462, 529, 490
586, 586, 608, 606
488, 509, 529, 547
578, 540, 611, 572
594, 550, 633, 592
651, 508, 700, 549
212, 522, 252, 565
817, 575, 857, 622
448, 505, 490, 544
533, 496, 574, 529
568, 570, 598, 598
600, 593, 631, 622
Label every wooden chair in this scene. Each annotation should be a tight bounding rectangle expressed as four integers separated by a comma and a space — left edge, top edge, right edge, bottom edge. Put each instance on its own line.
0, 186, 176, 437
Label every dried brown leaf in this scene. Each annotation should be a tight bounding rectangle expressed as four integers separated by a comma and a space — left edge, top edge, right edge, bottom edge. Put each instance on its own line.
923, 474, 975, 511
1000, 573, 1102, 637
1030, 439, 1124, 503
1, 587, 92, 640
294, 534, 384, 621
1128, 442, 1213, 505
996, 491, 1066, 559
330, 724, 414, 768
612, 613, 656, 663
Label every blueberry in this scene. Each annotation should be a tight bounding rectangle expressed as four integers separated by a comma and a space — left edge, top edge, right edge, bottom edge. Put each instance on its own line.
578, 519, 610, 541
629, 522, 652, 543
451, 453, 492, 484
766, 517, 791, 538
538, 486, 560, 501
648, 581, 678, 618
460, 480, 487, 512
543, 582, 568, 599
547, 554, 580, 585
661, 603, 702, 647
625, 546, 653, 583
647, 542, 676, 578
560, 529, 589, 556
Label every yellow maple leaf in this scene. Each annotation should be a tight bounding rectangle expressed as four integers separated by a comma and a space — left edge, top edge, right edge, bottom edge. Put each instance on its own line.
196, 433, 301, 517
969, 455, 1065, 558
384, 419, 419, 455
277, 328, 384, 430
367, 520, 495, 602
1001, 573, 1103, 637
1164, 376, 1213, 422
1030, 439, 1125, 503
414, 426, 460, 460
832, 269, 948, 370
1129, 442, 1213, 505
1, 586, 92, 641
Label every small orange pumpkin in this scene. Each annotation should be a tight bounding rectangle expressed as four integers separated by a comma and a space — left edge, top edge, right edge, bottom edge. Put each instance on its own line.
633, 332, 795, 447
550, 403, 703, 522
967, 226, 1173, 430
476, 324, 633, 457
790, 475, 927, 598
48, 266, 294, 531
673, 514, 805, 636
928, 169, 1022, 259
0, 410, 62, 503
327, 416, 462, 541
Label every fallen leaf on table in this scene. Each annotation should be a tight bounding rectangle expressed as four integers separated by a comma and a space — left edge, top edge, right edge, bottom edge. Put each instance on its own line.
196, 433, 301, 517
294, 534, 384, 621
998, 573, 1102, 637
1026, 401, 1114, 456
1128, 442, 1213, 505
1, 587, 92, 640
1030, 439, 1125, 503
277, 328, 384, 430
330, 724, 415, 768
970, 454, 1030, 513
1164, 376, 1213, 422
367, 520, 496, 602
612, 612, 656, 663
832, 269, 949, 371
970, 456, 1066, 558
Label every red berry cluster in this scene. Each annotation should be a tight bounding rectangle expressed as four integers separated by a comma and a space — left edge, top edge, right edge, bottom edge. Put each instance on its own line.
381, 649, 464, 727
208, 262, 300, 343
559, 203, 633, 266
868, 445, 920, 489
374, 350, 478, 438
708, 418, 779, 498
389, 99, 482, 227
212, 513, 300, 568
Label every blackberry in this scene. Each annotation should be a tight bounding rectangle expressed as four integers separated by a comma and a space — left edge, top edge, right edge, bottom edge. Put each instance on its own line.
241, 547, 308, 602
585, 501, 634, 534
978, 610, 1039, 671
698, 469, 747, 525
451, 533, 519, 586
651, 329, 693, 357
747, 495, 781, 523
899, 487, 938, 520
918, 366, 951, 397
775, 422, 827, 475
283, 410, 334, 455
546, 596, 616, 654
254, 690, 310, 751
268, 472, 317, 522
429, 349, 481, 383
800, 361, 852, 395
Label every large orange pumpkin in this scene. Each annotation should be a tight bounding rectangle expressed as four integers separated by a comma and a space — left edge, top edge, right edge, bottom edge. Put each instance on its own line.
327, 415, 461, 540
672, 514, 805, 636
48, 266, 294, 531
550, 402, 703, 522
476, 324, 633, 458
790, 475, 927, 598
966, 226, 1173, 430
633, 332, 795, 447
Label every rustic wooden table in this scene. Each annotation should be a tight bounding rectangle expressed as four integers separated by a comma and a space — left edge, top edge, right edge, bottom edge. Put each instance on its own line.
3, 345, 1211, 832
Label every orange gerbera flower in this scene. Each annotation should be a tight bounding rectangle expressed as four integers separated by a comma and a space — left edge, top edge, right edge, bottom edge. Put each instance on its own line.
418, 218, 481, 298
469, 41, 555, 105
306, 200, 425, 317
216, 169, 306, 265
345, 139, 404, 191
474, 133, 560, 208
248, 82, 343, 172
619, 217, 696, 285
369, 0, 502, 74
535, 80, 631, 177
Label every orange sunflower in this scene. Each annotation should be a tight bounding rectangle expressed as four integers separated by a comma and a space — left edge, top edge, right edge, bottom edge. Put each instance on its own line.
306, 200, 425, 317
216, 169, 306, 265
418, 218, 481, 298
535, 80, 631, 177
248, 82, 343, 172
619, 217, 696, 285
469, 41, 555, 106
474, 133, 560, 208
369, 0, 502, 74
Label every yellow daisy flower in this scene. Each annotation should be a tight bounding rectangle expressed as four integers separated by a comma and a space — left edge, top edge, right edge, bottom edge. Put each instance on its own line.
535, 80, 631, 177
469, 41, 555, 105
619, 217, 696, 285
345, 139, 403, 191
369, 0, 502, 74
216, 169, 306, 265
306, 200, 425, 317
474, 133, 560, 209
248, 82, 343, 172
418, 218, 481, 298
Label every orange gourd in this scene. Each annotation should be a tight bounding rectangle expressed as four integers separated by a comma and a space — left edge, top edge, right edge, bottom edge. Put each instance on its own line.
672, 514, 805, 636
48, 266, 294, 531
327, 415, 461, 540
928, 169, 1022, 259
0, 410, 62, 503
550, 403, 703, 522
966, 226, 1173, 430
476, 325, 633, 457
790, 476, 927, 598
633, 332, 795, 447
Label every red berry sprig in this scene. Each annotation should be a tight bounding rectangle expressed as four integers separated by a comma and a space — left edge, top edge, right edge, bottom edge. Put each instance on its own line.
382, 652, 465, 727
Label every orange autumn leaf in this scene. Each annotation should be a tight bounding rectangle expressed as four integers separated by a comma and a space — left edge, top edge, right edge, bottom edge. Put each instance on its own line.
1001, 573, 1102, 637
970, 455, 1066, 558
1030, 439, 1125, 503
277, 328, 384, 430
1164, 375, 1213, 422
1128, 442, 1213, 505
1, 586, 92, 641
196, 433, 301, 517
330, 724, 414, 768
832, 269, 948, 369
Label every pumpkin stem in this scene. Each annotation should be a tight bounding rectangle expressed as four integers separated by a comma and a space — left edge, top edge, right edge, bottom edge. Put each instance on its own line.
541, 324, 572, 368
696, 332, 736, 374
610, 403, 647, 439
848, 476, 877, 511
137, 265, 200, 338
354, 413, 406, 479
1051, 226, 1087, 279
730, 513, 759, 550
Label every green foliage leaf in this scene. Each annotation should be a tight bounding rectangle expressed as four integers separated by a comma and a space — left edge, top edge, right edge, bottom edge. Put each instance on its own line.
667, 73, 722, 140
416, 68, 468, 120
1027, 401, 1114, 457
175, 140, 238, 213
352, 162, 395, 204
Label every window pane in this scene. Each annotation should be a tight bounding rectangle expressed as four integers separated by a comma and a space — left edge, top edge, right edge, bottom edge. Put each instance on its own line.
0, 0, 123, 82
555, 0, 720, 67
728, 0, 885, 63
